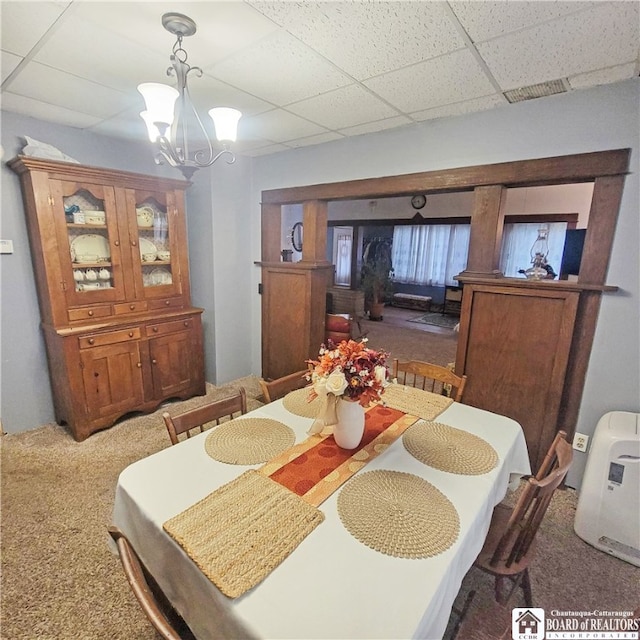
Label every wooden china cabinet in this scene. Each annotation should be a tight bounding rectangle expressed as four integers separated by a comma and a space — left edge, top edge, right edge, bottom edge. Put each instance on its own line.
9, 156, 206, 441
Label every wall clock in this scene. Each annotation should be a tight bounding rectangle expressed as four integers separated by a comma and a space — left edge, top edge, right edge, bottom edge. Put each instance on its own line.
411, 194, 427, 210
290, 221, 303, 252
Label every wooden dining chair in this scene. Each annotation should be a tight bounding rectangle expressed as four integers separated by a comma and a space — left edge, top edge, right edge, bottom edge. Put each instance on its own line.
162, 388, 247, 446
392, 359, 467, 401
473, 430, 573, 607
108, 526, 196, 640
259, 370, 310, 403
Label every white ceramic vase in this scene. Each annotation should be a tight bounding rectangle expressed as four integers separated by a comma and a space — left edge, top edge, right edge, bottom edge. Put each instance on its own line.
333, 398, 365, 449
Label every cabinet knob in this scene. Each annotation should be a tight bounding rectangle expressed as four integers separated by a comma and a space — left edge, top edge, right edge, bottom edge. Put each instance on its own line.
132, 240, 137, 247
137, 362, 142, 368
88, 310, 94, 317
114, 240, 120, 247
128, 332, 134, 338
152, 359, 157, 365
184, 321, 189, 327
152, 327, 158, 332
129, 304, 135, 310
88, 338, 95, 345
165, 300, 171, 306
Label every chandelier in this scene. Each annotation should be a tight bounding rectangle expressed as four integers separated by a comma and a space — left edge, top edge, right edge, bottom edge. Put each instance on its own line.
138, 13, 242, 180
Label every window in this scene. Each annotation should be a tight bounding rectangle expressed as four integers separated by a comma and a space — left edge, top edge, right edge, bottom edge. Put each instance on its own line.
499, 222, 568, 278
391, 224, 470, 286
333, 227, 353, 286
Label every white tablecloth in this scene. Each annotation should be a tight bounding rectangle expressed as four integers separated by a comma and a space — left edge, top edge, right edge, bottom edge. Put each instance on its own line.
112, 398, 530, 640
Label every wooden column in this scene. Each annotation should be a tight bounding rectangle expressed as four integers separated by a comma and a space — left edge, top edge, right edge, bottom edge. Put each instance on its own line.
558, 174, 627, 436
261, 202, 282, 262
301, 200, 328, 263
460, 185, 506, 278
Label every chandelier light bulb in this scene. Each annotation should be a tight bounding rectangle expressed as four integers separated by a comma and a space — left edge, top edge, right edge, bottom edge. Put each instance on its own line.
137, 83, 179, 141
208, 107, 242, 143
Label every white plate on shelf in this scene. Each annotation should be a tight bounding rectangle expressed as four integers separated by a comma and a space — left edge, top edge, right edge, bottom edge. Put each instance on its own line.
139, 237, 157, 261
71, 234, 110, 262
136, 206, 154, 228
150, 267, 172, 286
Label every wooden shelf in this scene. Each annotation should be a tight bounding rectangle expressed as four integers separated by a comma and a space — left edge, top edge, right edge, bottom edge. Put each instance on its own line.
456, 275, 618, 293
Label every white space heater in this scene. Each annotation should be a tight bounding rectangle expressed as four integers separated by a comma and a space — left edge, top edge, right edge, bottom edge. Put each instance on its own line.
574, 411, 640, 567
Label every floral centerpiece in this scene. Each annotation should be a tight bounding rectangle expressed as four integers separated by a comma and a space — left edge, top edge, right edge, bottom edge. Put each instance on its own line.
307, 338, 389, 406
306, 338, 389, 446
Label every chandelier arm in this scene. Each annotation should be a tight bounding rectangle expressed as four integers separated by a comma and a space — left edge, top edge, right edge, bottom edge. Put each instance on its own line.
156, 135, 182, 167
195, 147, 237, 168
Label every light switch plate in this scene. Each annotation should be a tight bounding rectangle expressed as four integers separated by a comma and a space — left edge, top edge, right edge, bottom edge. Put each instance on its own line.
0, 239, 14, 254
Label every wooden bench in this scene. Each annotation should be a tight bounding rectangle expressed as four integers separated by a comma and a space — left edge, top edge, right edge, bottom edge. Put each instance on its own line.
392, 293, 432, 312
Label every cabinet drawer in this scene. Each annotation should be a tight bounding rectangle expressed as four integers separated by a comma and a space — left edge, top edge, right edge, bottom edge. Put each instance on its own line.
148, 297, 184, 311
78, 327, 141, 349
147, 318, 193, 337
113, 301, 149, 315
68, 306, 112, 322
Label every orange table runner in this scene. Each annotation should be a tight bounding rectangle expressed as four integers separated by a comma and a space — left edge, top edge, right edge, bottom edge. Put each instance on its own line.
259, 404, 418, 507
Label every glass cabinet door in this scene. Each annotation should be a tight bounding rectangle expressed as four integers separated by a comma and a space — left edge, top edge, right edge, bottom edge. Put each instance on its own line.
54, 180, 124, 305
127, 189, 183, 299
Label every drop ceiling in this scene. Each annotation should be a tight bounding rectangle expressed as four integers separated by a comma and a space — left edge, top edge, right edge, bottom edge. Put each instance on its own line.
1, 1, 638, 157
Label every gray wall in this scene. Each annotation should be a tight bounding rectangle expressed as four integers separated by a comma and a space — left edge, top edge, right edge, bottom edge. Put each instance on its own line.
249, 79, 639, 489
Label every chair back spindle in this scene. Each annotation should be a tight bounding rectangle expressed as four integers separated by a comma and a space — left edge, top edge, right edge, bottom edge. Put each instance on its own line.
392, 359, 467, 401
162, 388, 247, 446
259, 370, 310, 404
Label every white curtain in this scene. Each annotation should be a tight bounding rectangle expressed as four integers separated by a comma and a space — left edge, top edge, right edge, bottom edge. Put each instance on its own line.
391, 224, 470, 286
334, 231, 353, 286
499, 222, 568, 277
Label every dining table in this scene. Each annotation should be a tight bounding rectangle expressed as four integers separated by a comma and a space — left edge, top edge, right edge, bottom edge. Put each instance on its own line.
111, 384, 531, 640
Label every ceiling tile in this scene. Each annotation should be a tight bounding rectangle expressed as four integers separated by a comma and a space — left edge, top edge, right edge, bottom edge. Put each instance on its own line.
364, 48, 496, 113
32, 14, 170, 92
1, 91, 101, 129
1, 51, 22, 83
477, 3, 640, 89
568, 62, 639, 90
209, 31, 352, 106
7, 61, 134, 118
338, 115, 413, 138
184, 75, 274, 119
250, 1, 465, 80
241, 108, 328, 144
68, 2, 280, 63
411, 94, 506, 121
0, 1, 70, 56
449, 1, 592, 42
287, 84, 400, 130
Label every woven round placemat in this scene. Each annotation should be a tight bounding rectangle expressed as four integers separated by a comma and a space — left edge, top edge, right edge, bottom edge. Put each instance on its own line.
282, 388, 321, 419
205, 418, 295, 465
337, 470, 459, 559
403, 421, 498, 475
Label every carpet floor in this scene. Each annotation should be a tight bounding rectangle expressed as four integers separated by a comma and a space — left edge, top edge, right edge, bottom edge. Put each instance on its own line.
2, 331, 638, 639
